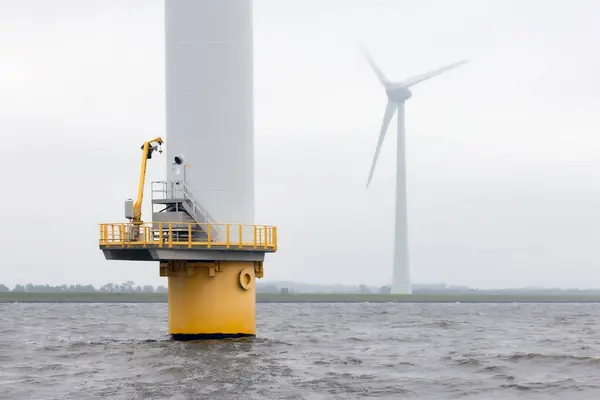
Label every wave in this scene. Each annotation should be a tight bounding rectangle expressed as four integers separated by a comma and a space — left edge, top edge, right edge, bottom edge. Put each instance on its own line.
498, 352, 600, 364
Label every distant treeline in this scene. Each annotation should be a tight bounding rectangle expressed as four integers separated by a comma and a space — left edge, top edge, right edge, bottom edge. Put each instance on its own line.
0, 282, 388, 294
253, 283, 600, 295
0, 281, 167, 294
1, 281, 599, 295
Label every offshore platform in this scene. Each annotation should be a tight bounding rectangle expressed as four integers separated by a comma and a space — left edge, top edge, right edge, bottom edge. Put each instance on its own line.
98, 0, 277, 340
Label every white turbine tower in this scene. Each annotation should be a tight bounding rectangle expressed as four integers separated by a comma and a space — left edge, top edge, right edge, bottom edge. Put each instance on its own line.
360, 46, 467, 294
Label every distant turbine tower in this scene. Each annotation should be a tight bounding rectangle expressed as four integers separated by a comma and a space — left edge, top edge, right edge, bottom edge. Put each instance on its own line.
360, 45, 467, 294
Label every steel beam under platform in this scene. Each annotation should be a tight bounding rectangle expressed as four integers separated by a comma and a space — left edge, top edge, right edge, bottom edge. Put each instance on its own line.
100, 247, 267, 262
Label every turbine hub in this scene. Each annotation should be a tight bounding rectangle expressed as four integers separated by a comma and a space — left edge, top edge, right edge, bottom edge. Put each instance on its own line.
386, 86, 412, 102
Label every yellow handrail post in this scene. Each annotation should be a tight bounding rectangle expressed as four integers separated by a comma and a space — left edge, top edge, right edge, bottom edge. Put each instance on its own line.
264, 226, 269, 248
238, 225, 243, 249
168, 223, 173, 248
119, 225, 124, 246
207, 224, 211, 248
253, 225, 257, 249
188, 223, 192, 248
159, 223, 163, 248
226, 224, 231, 249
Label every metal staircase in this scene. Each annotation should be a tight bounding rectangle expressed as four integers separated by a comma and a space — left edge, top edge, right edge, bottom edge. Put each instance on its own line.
151, 181, 221, 242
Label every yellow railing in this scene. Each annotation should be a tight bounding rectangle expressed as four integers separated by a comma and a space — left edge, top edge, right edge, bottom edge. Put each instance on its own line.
99, 222, 277, 251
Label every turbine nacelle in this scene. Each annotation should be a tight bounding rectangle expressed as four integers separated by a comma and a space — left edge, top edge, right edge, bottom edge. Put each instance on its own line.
385, 85, 412, 102
359, 44, 468, 187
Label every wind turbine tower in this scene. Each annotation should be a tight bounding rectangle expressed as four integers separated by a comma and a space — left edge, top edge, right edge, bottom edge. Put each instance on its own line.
98, 0, 278, 340
360, 46, 467, 295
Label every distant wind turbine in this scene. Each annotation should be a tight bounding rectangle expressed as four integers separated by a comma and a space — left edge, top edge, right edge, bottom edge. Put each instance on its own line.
360, 45, 467, 294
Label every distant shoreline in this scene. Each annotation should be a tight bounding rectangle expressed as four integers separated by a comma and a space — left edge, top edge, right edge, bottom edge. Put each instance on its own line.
2, 293, 600, 304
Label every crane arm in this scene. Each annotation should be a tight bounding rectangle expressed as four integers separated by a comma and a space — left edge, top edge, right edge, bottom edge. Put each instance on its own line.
132, 137, 163, 224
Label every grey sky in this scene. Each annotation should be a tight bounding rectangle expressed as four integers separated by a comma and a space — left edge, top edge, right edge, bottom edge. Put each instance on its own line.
1, 0, 599, 289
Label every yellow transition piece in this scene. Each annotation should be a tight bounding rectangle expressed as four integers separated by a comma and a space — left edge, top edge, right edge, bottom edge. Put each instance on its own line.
163, 260, 263, 339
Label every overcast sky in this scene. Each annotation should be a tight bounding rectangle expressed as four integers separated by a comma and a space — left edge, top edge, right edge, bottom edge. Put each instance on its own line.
1, 0, 599, 289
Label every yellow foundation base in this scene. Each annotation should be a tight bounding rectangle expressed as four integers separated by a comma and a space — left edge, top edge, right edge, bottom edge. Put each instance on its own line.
162, 260, 262, 340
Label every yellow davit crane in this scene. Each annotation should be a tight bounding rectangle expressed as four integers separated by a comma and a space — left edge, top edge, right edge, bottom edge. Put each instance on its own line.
125, 137, 163, 232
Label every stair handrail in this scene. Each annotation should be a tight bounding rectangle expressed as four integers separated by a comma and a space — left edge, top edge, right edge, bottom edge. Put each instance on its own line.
151, 180, 216, 224
179, 181, 224, 241
179, 181, 218, 225
150, 180, 223, 240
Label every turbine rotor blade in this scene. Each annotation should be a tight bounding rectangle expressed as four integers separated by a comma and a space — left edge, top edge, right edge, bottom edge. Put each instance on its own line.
357, 43, 390, 86
367, 100, 398, 187
401, 59, 468, 88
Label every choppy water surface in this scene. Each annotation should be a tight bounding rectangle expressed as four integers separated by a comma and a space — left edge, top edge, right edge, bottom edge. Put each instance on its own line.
1, 303, 600, 399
